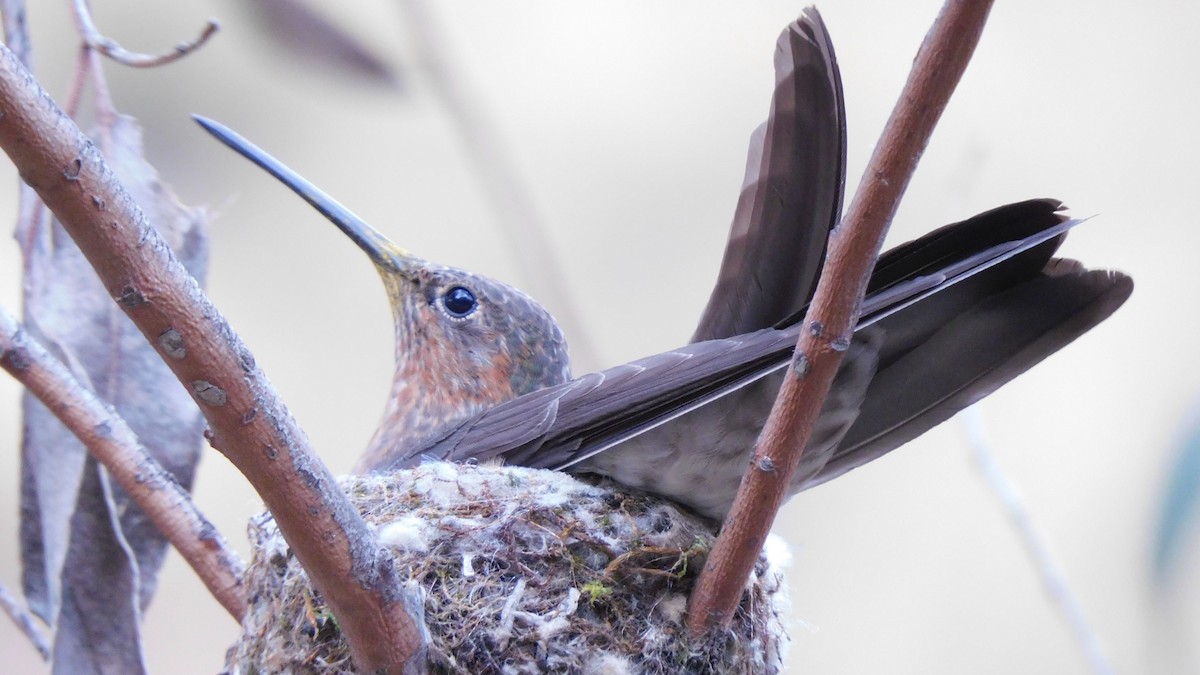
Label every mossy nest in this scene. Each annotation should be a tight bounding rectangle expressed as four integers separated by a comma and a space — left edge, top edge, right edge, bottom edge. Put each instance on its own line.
226, 463, 789, 673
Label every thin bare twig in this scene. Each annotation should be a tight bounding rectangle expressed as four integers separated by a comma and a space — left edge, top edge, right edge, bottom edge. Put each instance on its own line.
84, 45, 118, 133
0, 581, 49, 661
688, 0, 995, 633
961, 408, 1114, 675
0, 0, 30, 68
0, 0, 46, 261
0, 44, 426, 672
398, 0, 602, 368
61, 45, 91, 117
70, 0, 218, 68
0, 305, 248, 620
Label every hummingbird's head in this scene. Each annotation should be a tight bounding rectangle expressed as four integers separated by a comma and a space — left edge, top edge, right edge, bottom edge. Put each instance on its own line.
195, 117, 571, 468
350, 240, 572, 468
372, 254, 571, 398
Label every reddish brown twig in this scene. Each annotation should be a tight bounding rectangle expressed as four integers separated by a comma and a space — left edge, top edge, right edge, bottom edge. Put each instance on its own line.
70, 0, 218, 68
0, 44, 426, 672
688, 0, 996, 633
0, 305, 248, 620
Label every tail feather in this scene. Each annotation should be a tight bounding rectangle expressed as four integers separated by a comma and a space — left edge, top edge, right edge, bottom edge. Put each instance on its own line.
809, 264, 1133, 487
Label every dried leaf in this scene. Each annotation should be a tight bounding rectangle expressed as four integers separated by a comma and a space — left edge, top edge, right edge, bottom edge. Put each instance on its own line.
50, 457, 147, 675
19, 115, 209, 667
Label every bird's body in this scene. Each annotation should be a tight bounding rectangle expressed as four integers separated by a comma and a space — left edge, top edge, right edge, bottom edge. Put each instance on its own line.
578, 336, 880, 518
411, 198, 1124, 520
197, 9, 1131, 521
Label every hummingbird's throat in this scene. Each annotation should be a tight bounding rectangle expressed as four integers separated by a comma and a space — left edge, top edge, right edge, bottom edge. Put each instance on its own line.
357, 320, 519, 471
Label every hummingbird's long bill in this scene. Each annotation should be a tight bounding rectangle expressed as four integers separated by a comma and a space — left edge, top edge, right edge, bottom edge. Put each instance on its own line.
193, 115, 411, 271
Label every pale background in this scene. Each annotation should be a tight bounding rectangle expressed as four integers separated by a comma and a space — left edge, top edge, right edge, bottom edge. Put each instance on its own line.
1, 1, 1197, 672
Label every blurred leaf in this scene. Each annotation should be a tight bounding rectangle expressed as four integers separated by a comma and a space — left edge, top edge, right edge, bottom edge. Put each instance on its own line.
243, 0, 401, 86
19, 115, 208, 669
51, 457, 147, 674
1154, 401, 1200, 583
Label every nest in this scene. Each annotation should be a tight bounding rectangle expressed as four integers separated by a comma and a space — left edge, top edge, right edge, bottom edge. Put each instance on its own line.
225, 463, 790, 674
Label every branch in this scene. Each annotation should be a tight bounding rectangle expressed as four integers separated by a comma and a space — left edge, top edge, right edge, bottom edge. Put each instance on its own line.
70, 0, 218, 68
0, 581, 49, 661
0, 44, 426, 672
0, 0, 46, 261
962, 409, 1115, 674
688, 0, 995, 633
0, 0, 30, 68
0, 304, 248, 620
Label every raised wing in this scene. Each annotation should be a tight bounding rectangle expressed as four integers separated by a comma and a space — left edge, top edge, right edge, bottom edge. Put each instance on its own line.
691, 7, 846, 342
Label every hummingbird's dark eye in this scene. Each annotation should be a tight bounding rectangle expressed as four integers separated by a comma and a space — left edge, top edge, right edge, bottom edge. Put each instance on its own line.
441, 286, 478, 318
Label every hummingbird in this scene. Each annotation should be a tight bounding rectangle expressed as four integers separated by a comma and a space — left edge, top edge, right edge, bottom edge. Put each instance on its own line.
195, 9, 1131, 521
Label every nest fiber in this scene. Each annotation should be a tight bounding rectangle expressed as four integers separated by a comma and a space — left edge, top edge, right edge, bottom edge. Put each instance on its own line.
226, 463, 789, 673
